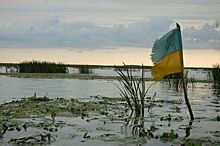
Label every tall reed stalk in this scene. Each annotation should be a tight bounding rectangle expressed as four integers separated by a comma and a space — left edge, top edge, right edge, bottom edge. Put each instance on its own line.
116, 64, 151, 117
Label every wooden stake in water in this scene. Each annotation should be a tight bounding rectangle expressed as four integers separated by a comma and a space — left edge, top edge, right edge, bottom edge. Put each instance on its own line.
141, 64, 145, 117
181, 72, 194, 121
177, 23, 194, 121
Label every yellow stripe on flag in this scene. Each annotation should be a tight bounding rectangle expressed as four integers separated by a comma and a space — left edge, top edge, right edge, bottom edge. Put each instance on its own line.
151, 51, 184, 81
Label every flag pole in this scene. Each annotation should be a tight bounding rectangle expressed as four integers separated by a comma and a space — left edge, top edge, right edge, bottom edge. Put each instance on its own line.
181, 72, 194, 121
177, 23, 194, 121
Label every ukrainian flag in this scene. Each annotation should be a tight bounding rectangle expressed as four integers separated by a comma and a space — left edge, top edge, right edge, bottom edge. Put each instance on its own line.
151, 23, 184, 81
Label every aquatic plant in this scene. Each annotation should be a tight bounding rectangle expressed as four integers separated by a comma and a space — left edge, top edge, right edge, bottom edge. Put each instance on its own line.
8, 133, 55, 145
165, 73, 182, 91
18, 60, 67, 73
116, 64, 152, 117
160, 129, 178, 141
184, 138, 202, 146
164, 71, 193, 91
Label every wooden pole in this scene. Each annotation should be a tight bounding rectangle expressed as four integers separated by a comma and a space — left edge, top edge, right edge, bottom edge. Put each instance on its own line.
177, 23, 194, 121
141, 64, 145, 117
181, 72, 194, 121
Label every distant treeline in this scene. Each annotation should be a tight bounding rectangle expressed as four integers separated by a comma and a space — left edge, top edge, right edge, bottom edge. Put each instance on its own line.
18, 61, 67, 73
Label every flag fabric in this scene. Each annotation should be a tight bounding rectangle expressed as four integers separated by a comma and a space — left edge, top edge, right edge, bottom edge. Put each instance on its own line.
151, 24, 184, 81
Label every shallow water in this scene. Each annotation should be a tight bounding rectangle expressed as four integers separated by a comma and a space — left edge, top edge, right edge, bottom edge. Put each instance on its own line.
0, 72, 219, 146
0, 66, 210, 80
0, 76, 183, 103
0, 76, 120, 103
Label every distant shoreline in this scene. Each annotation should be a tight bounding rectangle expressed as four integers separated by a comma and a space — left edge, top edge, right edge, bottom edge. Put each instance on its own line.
0, 72, 212, 83
0, 62, 213, 70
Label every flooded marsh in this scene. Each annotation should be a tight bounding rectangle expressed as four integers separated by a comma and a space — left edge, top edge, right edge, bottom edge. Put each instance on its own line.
0, 67, 219, 146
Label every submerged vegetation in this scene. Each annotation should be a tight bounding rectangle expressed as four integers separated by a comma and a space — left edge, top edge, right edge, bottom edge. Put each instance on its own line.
0, 94, 219, 146
18, 60, 67, 73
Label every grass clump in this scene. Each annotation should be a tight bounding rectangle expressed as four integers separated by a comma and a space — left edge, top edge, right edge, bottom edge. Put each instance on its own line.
116, 64, 152, 117
160, 129, 178, 141
184, 138, 202, 146
165, 73, 182, 91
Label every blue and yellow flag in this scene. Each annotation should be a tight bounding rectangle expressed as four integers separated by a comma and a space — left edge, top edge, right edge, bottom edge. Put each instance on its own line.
151, 23, 184, 81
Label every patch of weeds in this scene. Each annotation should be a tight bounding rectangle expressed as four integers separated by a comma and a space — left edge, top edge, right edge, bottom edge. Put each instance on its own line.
43, 127, 58, 132
8, 133, 55, 145
138, 129, 154, 138
160, 129, 178, 141
210, 115, 220, 121
160, 114, 183, 122
29, 96, 51, 102
155, 99, 182, 104
101, 97, 127, 102
183, 138, 202, 146
170, 106, 181, 113
210, 131, 220, 137
0, 97, 102, 119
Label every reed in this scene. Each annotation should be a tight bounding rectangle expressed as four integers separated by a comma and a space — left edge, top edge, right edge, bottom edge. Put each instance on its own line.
212, 64, 220, 89
165, 73, 182, 91
18, 60, 66, 73
116, 64, 151, 117
78, 65, 93, 74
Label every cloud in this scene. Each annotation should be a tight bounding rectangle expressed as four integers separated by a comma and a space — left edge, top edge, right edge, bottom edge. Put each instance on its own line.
182, 20, 220, 49
0, 16, 220, 50
0, 17, 172, 49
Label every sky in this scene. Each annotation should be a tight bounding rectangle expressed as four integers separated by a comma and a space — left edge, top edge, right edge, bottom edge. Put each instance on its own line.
0, 0, 220, 67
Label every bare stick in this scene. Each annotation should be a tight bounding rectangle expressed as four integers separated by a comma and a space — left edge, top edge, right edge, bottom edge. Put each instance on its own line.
181, 72, 194, 121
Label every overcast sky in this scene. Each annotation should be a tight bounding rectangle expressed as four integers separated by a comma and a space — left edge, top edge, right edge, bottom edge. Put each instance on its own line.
0, 0, 220, 66
0, 0, 220, 50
